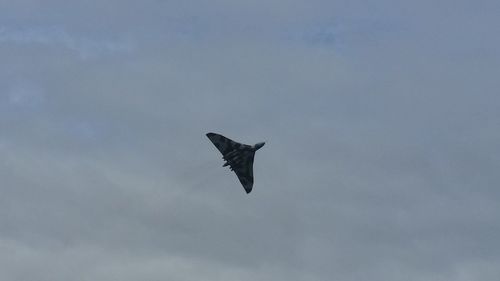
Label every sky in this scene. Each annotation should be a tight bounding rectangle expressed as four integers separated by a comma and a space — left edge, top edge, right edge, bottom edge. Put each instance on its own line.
1, 1, 499, 280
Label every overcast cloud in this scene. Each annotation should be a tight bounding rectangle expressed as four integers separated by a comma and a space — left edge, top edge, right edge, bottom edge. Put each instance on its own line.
1, 1, 499, 280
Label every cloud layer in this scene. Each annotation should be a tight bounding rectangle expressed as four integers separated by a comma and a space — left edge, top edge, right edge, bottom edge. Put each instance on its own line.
1, 1, 499, 280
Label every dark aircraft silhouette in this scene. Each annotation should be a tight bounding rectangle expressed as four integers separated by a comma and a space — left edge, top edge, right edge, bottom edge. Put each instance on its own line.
206, 132, 265, 193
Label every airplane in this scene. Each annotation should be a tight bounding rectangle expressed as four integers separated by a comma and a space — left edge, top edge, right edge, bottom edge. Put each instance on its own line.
206, 132, 265, 194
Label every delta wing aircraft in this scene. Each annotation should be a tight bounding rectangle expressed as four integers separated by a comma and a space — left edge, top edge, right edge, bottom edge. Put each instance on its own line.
206, 132, 265, 193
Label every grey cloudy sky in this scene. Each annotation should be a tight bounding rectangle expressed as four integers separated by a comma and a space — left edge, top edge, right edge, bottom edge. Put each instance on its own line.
1, 1, 499, 280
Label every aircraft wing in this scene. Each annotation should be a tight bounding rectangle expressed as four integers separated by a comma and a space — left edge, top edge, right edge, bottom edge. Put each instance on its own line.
206, 132, 240, 156
232, 151, 255, 193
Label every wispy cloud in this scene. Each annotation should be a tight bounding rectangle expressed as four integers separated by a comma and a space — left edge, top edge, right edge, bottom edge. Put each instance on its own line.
0, 26, 133, 59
